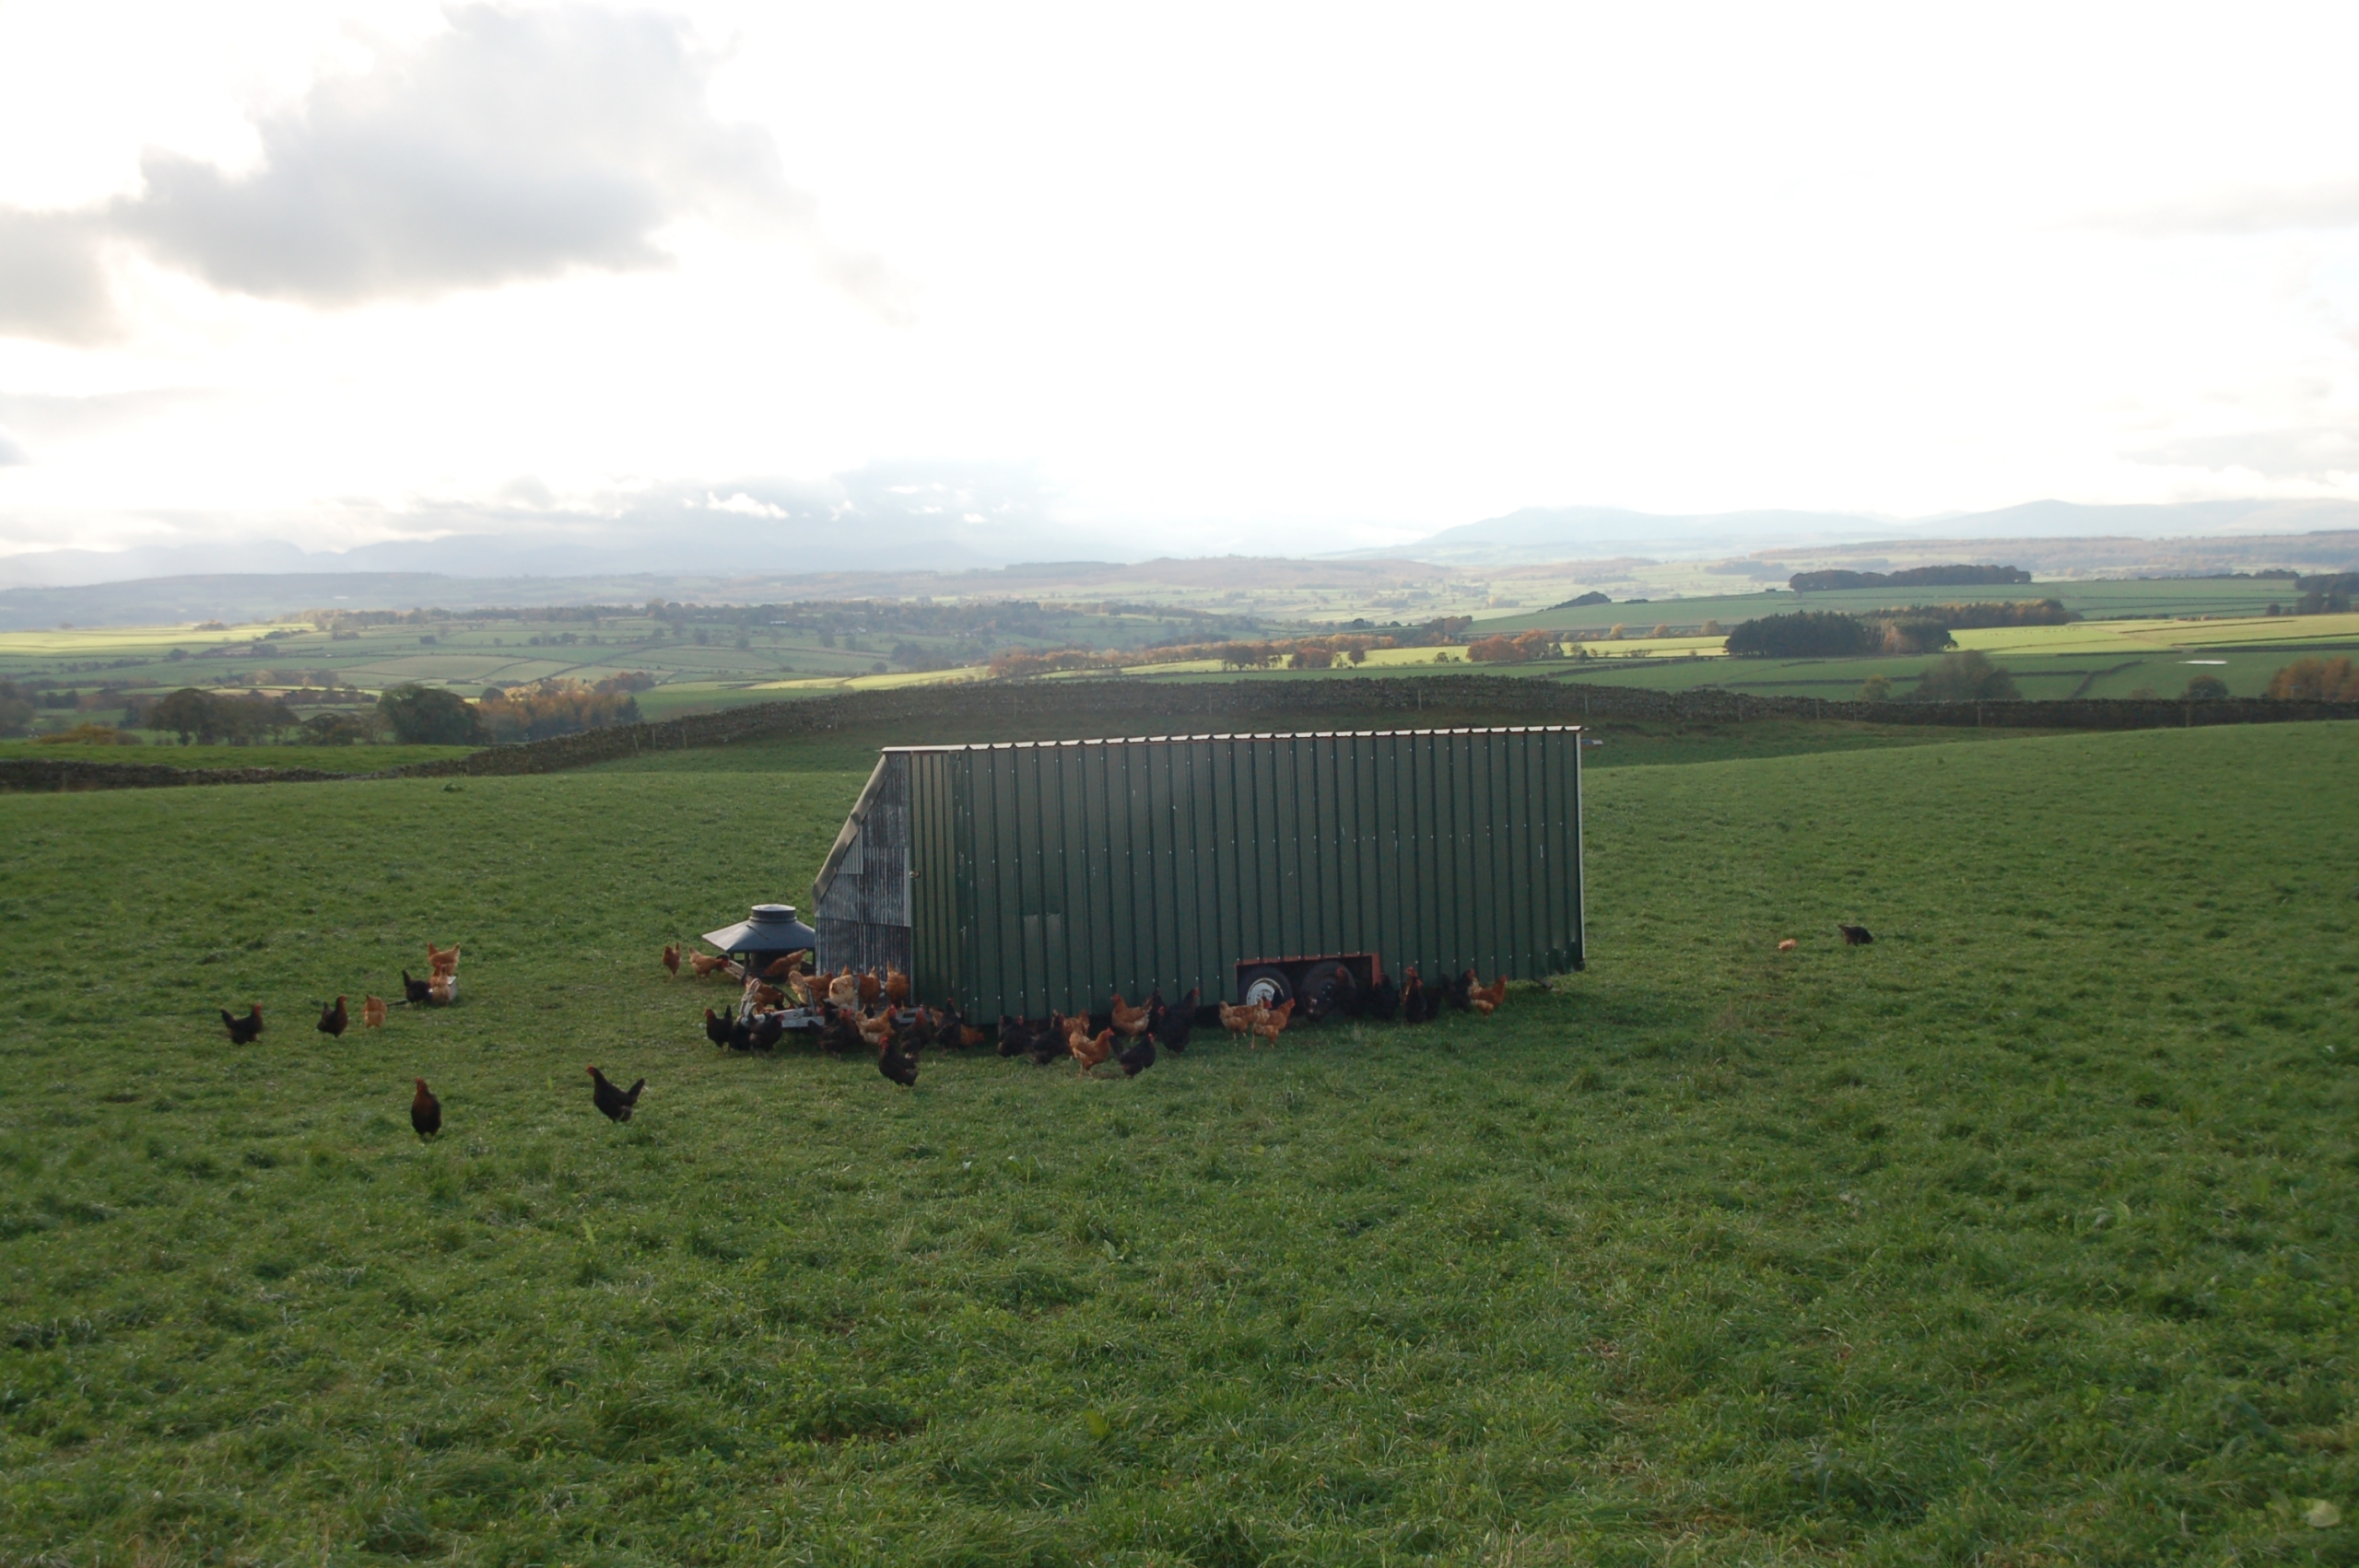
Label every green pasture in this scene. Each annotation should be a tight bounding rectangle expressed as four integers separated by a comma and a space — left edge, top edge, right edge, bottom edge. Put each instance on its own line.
4, 716, 2356, 1563
1082, 610, 2357, 702
1374, 614, 2359, 701
0, 615, 907, 704
0, 605, 1197, 733
1473, 575, 2325, 635
585, 710, 2040, 782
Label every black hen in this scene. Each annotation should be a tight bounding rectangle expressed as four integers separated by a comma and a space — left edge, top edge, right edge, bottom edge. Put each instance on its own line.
587, 1065, 645, 1122
704, 1007, 736, 1047
996, 1014, 1030, 1058
819, 1003, 863, 1057
411, 1078, 441, 1139
1116, 1036, 1156, 1076
402, 970, 432, 1005
1441, 969, 1473, 1012
1399, 968, 1434, 1024
1365, 973, 1401, 1023
1152, 987, 1199, 1052
316, 996, 348, 1037
1025, 1023, 1062, 1067
1838, 923, 1874, 946
878, 1033, 920, 1087
219, 1004, 264, 1044
747, 1011, 786, 1052
933, 1006, 968, 1053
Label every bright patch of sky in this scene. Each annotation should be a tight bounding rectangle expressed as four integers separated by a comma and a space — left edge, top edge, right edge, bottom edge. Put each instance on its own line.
0, 0, 2354, 562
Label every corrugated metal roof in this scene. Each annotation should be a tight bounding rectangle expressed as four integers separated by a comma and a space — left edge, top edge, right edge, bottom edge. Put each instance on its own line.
882, 724, 1582, 755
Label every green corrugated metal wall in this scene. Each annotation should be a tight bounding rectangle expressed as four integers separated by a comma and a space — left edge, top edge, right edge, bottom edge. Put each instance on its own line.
897, 727, 1581, 1019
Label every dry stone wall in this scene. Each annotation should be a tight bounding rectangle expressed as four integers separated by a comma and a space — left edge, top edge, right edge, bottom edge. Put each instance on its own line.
0, 757, 350, 791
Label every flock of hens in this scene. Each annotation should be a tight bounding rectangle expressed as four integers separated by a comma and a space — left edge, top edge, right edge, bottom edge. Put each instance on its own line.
213, 931, 1532, 1145
662, 940, 1514, 1094
216, 942, 467, 1141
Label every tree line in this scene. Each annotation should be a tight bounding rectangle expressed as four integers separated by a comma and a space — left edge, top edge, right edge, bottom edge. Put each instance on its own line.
1790, 564, 2033, 591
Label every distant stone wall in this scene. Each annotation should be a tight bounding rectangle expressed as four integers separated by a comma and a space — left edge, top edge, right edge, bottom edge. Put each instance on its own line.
6, 673, 2354, 792
0, 757, 350, 792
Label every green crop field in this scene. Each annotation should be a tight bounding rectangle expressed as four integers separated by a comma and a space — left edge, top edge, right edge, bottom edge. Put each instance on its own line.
0, 603, 1215, 742
2, 719, 2355, 1563
1282, 613, 2359, 703
1472, 576, 2325, 636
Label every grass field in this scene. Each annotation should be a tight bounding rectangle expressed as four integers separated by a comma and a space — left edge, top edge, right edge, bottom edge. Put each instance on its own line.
581, 711, 2045, 783
1472, 577, 2331, 635
0, 606, 1211, 739
1205, 614, 2359, 702
705, 606, 2359, 705
3, 716, 2355, 1563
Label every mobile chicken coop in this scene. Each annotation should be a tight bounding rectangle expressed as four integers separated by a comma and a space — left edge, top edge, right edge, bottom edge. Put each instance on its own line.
811, 727, 1585, 1019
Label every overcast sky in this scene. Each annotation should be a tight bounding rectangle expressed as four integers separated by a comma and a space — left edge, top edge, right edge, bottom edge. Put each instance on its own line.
1, 0, 2356, 565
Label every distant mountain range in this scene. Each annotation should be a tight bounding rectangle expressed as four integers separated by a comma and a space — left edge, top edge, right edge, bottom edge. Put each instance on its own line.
6, 496, 2359, 627
0, 461, 1094, 591
0, 556, 1453, 632
1352, 497, 2359, 567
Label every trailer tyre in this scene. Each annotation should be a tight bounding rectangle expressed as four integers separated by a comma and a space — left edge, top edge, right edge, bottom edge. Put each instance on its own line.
1299, 960, 1358, 1017
1238, 966, 1293, 1009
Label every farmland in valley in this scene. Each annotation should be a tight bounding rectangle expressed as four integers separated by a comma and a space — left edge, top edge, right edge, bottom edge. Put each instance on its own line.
4, 578, 2354, 763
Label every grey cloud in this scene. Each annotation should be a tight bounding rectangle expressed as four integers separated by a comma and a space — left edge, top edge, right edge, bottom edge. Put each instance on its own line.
0, 4, 910, 340
0, 211, 118, 343
2089, 180, 2359, 237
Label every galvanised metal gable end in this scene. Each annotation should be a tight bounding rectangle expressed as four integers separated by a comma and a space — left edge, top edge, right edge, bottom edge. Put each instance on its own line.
883, 727, 1582, 1019
810, 751, 914, 978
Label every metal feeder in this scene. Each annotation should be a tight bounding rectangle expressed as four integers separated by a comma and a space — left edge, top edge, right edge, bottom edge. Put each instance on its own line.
702, 903, 820, 1031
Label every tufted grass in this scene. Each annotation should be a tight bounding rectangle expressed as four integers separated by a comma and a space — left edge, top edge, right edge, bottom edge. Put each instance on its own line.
1, 722, 2354, 1563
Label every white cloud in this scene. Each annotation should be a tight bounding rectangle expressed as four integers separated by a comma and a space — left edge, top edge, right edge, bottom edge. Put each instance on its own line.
2137, 427, 2359, 483
2086, 180, 2359, 238
702, 491, 789, 519
0, 4, 910, 341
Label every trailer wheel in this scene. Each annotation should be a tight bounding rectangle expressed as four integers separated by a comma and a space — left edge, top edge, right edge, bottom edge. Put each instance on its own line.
1299, 960, 1358, 1017
1238, 966, 1293, 1009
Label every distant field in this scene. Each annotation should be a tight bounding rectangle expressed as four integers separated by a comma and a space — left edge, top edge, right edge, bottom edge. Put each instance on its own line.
3, 722, 2354, 1561
1472, 574, 2323, 633
583, 709, 2043, 780
1344, 613, 2359, 701
0, 605, 1200, 736
3, 591, 2348, 750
